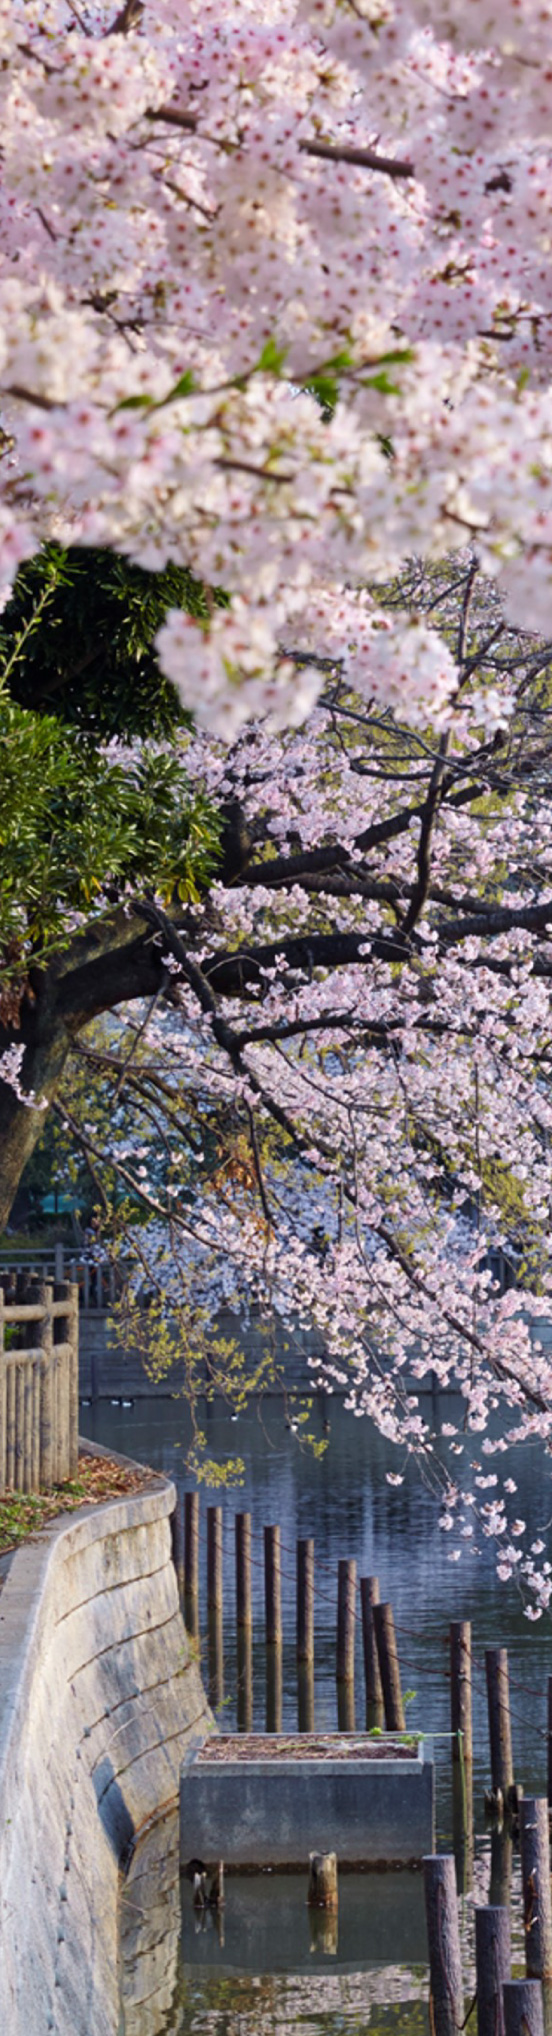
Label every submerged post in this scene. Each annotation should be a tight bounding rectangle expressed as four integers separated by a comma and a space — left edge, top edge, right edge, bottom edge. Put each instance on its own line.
423, 1855, 464, 2036
476, 1905, 511, 2036
486, 1649, 515, 1814
520, 1799, 552, 1979
308, 1853, 338, 1910
373, 1601, 405, 1730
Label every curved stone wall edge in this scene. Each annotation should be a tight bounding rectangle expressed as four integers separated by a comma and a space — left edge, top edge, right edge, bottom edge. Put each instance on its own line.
0, 1470, 211, 2036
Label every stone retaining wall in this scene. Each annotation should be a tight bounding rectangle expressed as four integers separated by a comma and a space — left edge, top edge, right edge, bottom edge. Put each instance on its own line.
0, 1457, 210, 2036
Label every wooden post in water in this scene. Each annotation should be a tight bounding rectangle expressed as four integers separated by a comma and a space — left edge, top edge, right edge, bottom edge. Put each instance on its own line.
207, 1506, 223, 1615
373, 1601, 405, 1730
520, 1799, 552, 1979
236, 1511, 252, 1731
297, 1538, 314, 1665
485, 1649, 516, 1814
503, 1983, 545, 2036
171, 1489, 185, 1594
547, 1680, 552, 1812
423, 1855, 464, 2036
450, 1621, 472, 1768
360, 1577, 384, 1725
184, 1490, 199, 1643
298, 1662, 315, 1733
336, 1558, 356, 1684
308, 1853, 338, 1910
236, 1512, 252, 1631
490, 1824, 514, 1910
476, 1906, 511, 2036
264, 1524, 282, 1732
264, 1526, 282, 1649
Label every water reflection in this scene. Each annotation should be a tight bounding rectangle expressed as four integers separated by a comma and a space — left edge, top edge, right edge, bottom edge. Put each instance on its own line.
87, 1394, 552, 1815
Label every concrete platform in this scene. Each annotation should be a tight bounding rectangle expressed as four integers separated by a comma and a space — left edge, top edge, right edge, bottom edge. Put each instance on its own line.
181, 1732, 435, 1869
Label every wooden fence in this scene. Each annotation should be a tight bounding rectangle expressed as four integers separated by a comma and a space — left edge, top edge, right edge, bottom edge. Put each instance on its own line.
0, 1276, 79, 1494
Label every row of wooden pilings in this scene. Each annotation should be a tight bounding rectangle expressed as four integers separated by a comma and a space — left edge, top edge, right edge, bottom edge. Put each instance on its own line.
425, 1810, 552, 2036
173, 1498, 551, 1808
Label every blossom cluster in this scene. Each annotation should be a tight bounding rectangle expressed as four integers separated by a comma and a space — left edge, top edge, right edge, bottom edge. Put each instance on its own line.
0, 1, 551, 728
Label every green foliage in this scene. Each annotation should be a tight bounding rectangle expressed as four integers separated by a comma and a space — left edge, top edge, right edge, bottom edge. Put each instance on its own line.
1, 543, 228, 738
0, 694, 221, 982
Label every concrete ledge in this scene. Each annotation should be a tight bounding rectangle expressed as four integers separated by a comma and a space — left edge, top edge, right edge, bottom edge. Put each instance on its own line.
181, 1733, 435, 1869
0, 1445, 211, 2036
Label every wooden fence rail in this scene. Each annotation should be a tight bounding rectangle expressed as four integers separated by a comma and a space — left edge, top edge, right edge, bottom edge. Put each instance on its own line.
0, 1276, 79, 1494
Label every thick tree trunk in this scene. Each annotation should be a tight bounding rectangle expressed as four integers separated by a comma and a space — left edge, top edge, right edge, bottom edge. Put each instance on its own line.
0, 1019, 70, 1232
0, 913, 163, 1232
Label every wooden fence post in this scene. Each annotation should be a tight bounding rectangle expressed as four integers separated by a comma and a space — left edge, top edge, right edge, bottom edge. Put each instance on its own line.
264, 1526, 282, 1649
373, 1602, 405, 1730
475, 1905, 511, 2036
0, 1287, 5, 1493
361, 1576, 384, 1722
450, 1621, 472, 1767
520, 1799, 552, 1979
485, 1649, 516, 1814
38, 1282, 54, 1490
337, 1558, 356, 1684
207, 1506, 223, 1614
503, 1983, 544, 2036
423, 1855, 464, 2036
184, 1491, 200, 1642
236, 1512, 252, 1630
297, 1538, 314, 1665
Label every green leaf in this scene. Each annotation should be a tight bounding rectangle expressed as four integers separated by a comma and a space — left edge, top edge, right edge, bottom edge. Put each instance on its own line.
256, 337, 288, 375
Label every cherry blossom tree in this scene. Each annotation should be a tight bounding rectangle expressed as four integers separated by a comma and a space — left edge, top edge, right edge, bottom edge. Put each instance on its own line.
3, 555, 551, 1611
0, 0, 552, 731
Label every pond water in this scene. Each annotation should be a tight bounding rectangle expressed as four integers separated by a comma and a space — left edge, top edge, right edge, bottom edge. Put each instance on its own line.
88, 1390, 552, 2036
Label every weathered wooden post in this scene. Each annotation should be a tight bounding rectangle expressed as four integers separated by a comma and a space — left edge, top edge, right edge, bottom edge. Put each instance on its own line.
373, 1601, 405, 1730
207, 1506, 223, 1616
171, 1489, 186, 1595
423, 1855, 464, 2036
337, 1558, 356, 1685
207, 1607, 224, 1712
308, 1853, 338, 1910
297, 1538, 314, 1665
38, 1281, 54, 1490
475, 1906, 511, 2036
490, 1823, 513, 1910
298, 1662, 315, 1733
236, 1511, 252, 1631
66, 1281, 79, 1478
485, 1649, 516, 1814
264, 1524, 282, 1732
503, 1982, 545, 2036
450, 1621, 472, 1769
206, 1501, 223, 1700
520, 1799, 552, 1979
184, 1490, 200, 1643
361, 1576, 384, 1725
547, 1680, 552, 1812
264, 1526, 282, 1649
236, 1511, 253, 1732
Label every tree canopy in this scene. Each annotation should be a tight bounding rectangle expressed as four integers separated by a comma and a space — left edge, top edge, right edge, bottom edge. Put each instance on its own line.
3, 554, 552, 1612
0, 1, 551, 731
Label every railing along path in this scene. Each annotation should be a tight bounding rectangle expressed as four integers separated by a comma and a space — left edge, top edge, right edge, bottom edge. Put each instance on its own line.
0, 1274, 79, 1493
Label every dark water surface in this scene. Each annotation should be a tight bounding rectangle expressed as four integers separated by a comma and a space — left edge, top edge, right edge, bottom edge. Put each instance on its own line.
90, 1392, 552, 2036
